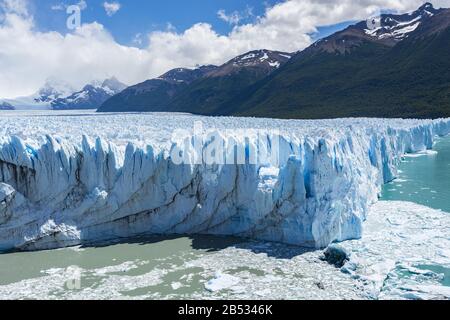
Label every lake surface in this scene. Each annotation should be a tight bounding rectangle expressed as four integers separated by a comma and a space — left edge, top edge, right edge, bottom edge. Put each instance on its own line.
1, 138, 450, 300
0, 236, 363, 300
382, 136, 450, 212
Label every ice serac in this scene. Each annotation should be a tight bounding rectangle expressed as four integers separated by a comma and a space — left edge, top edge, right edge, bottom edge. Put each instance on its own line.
0, 114, 450, 251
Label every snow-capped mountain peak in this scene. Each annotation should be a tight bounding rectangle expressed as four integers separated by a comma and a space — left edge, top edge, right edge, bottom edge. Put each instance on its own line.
52, 77, 127, 110
101, 76, 127, 93
0, 78, 76, 110
201, 49, 291, 78
363, 2, 443, 41
232, 49, 291, 69
32, 79, 75, 104
416, 2, 438, 16
1, 77, 127, 111
311, 3, 447, 54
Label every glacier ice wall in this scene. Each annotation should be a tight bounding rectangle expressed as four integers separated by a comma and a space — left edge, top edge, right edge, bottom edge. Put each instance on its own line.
1, 114, 450, 252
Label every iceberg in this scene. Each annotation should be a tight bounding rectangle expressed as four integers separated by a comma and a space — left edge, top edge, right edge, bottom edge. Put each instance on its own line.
0, 112, 449, 251
205, 272, 241, 292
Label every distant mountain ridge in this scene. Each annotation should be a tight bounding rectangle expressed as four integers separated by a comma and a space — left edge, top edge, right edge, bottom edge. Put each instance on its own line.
0, 79, 75, 110
1, 77, 126, 110
97, 66, 218, 112
52, 77, 126, 110
98, 49, 291, 113
0, 102, 14, 110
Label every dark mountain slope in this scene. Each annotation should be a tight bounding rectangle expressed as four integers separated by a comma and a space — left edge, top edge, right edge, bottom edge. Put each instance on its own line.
166, 50, 291, 115
232, 5, 450, 119
98, 50, 290, 114
98, 66, 217, 112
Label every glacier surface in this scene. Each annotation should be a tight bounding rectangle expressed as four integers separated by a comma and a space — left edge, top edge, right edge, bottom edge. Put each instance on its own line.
0, 111, 450, 251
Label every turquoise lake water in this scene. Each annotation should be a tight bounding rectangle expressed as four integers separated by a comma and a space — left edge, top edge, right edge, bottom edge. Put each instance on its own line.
382, 136, 450, 212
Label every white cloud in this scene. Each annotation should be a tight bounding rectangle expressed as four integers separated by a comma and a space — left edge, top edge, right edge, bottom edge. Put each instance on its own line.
218, 9, 242, 25
132, 32, 143, 45
51, 1, 87, 11
77, 0, 87, 11
0, 0, 448, 98
0, 15, 149, 97
50, 4, 64, 11
1, 0, 28, 16
218, 6, 254, 25
103, 1, 120, 16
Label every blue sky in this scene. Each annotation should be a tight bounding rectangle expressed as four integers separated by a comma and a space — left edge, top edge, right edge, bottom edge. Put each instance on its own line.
31, 0, 282, 45
30, 0, 351, 46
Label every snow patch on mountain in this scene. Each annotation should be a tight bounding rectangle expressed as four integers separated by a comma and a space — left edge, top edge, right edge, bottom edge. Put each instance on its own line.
52, 77, 127, 110
232, 50, 290, 70
364, 2, 442, 41
1, 78, 126, 111
268, 61, 281, 68
365, 18, 422, 40
1, 79, 75, 110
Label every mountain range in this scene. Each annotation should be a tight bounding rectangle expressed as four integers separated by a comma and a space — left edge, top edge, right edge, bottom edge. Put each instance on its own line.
0, 102, 14, 110
97, 65, 218, 112
99, 3, 450, 119
233, 2, 450, 119
52, 77, 127, 110
1, 77, 126, 110
97, 50, 291, 113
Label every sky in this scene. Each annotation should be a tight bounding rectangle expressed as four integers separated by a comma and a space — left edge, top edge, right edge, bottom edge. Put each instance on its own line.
0, 0, 449, 98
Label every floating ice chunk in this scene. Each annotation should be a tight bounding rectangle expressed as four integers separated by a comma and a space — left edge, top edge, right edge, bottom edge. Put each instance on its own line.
93, 261, 144, 276
171, 282, 183, 290
404, 150, 438, 158
205, 272, 240, 292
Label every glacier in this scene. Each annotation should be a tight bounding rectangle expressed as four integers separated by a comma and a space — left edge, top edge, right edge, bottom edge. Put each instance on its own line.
0, 111, 450, 252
